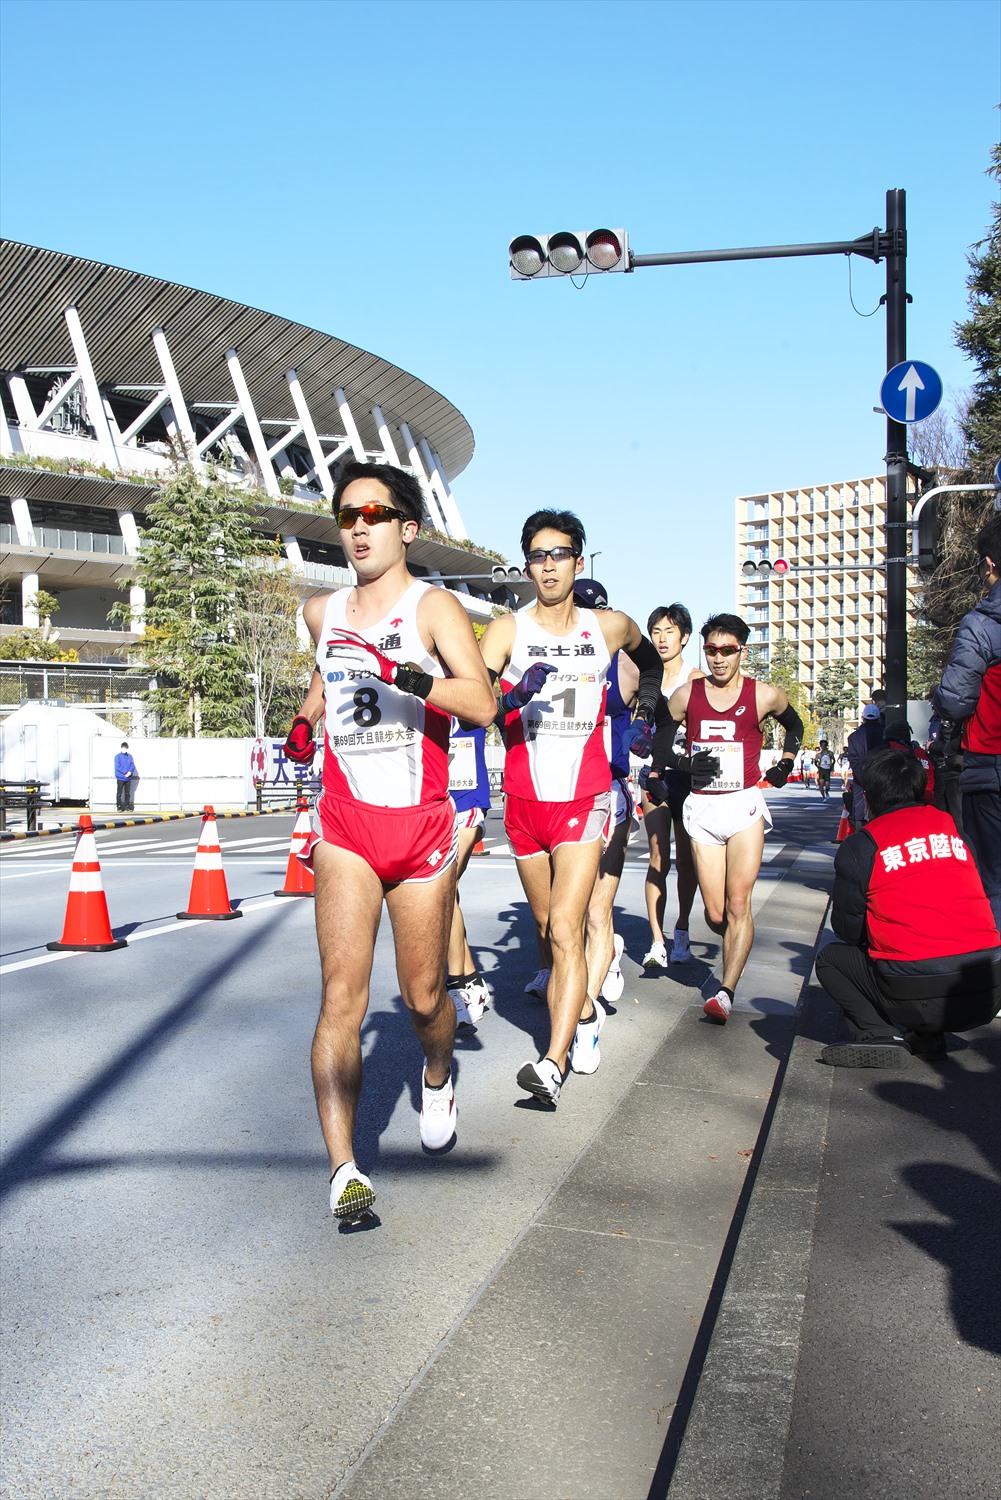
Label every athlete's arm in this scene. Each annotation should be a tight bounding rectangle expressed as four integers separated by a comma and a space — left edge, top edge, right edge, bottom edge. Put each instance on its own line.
283, 601, 330, 762
419, 588, 497, 727
756, 683, 804, 787
597, 611, 662, 723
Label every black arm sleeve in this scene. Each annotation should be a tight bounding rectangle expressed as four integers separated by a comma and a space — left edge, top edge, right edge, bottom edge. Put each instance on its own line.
830, 832, 875, 948
650, 711, 685, 771
774, 703, 804, 758
624, 636, 664, 723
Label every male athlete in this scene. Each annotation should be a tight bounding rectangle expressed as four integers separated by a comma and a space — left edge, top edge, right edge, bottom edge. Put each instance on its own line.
815, 739, 835, 800
284, 462, 495, 1220
479, 512, 663, 1105
649, 612, 803, 1025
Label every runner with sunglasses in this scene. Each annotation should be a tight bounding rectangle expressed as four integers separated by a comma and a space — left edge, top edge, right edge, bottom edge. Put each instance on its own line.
648, 612, 803, 1025
283, 462, 495, 1221
479, 511, 663, 1106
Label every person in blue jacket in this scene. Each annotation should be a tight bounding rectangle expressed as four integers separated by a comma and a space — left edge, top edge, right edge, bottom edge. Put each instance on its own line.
114, 742, 137, 812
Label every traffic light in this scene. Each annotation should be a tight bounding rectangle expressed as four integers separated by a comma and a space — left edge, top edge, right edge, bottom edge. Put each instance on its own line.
741, 556, 791, 580
509, 229, 630, 280
491, 565, 525, 583
914, 495, 941, 573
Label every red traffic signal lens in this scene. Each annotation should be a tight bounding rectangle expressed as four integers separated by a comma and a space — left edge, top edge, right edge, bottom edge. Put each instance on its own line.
586, 229, 623, 270
772, 558, 790, 575
510, 236, 546, 277
548, 232, 585, 274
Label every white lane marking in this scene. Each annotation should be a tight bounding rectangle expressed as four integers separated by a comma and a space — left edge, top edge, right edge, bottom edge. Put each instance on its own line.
0, 897, 286, 975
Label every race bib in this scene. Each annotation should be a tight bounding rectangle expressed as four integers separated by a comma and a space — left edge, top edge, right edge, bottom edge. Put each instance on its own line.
692, 739, 744, 793
448, 735, 478, 792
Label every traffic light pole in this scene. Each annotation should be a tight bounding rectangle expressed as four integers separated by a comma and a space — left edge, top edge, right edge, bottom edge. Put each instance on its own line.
882, 188, 909, 724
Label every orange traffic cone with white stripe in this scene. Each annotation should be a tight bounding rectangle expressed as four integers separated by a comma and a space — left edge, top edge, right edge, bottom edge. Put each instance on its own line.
835, 811, 852, 843
47, 814, 127, 951
274, 795, 315, 897
176, 806, 242, 921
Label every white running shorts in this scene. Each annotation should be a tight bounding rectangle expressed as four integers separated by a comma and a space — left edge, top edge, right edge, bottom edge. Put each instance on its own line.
682, 785, 773, 846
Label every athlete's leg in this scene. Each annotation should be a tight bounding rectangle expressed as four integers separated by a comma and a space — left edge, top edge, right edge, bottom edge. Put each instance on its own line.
546, 838, 605, 1070
690, 837, 728, 934
515, 851, 555, 990
386, 863, 459, 1088
311, 842, 385, 1174
642, 804, 672, 952
447, 824, 480, 978
586, 818, 628, 1000
672, 815, 697, 929
719, 819, 766, 993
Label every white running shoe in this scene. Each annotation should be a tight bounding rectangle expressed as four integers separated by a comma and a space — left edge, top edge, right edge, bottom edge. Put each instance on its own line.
703, 990, 732, 1025
420, 1066, 457, 1150
329, 1161, 376, 1221
462, 974, 490, 1024
524, 968, 550, 1000
569, 997, 606, 1074
670, 928, 692, 964
600, 934, 625, 1002
642, 941, 668, 970
516, 1056, 563, 1106
448, 984, 476, 1029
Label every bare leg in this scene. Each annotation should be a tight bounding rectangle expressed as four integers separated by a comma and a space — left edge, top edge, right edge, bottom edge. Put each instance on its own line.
642, 804, 672, 947
311, 842, 385, 1174
517, 839, 604, 1071
719, 820, 765, 993
586, 818, 628, 999
386, 864, 458, 1088
447, 824, 480, 977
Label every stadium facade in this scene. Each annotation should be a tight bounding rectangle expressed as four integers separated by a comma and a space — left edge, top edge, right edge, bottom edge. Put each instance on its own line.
0, 241, 525, 690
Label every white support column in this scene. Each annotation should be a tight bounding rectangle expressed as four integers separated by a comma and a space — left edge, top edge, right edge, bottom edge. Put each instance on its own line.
283, 534, 304, 570
10, 496, 35, 546
334, 388, 367, 463
129, 585, 146, 635
152, 328, 199, 459
22, 572, 40, 627
287, 369, 334, 500
226, 349, 279, 496
372, 405, 401, 465
401, 423, 447, 531
35, 371, 84, 431
420, 438, 467, 539
266, 423, 304, 462
118, 389, 171, 446
196, 407, 243, 458
64, 306, 119, 469
118, 511, 141, 554
7, 374, 37, 430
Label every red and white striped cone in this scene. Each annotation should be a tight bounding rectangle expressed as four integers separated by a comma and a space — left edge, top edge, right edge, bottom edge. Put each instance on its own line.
47, 814, 127, 951
835, 811, 852, 843
274, 796, 315, 897
176, 806, 242, 920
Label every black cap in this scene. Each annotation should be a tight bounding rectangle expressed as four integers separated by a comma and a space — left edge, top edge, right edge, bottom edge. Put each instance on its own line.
573, 577, 609, 610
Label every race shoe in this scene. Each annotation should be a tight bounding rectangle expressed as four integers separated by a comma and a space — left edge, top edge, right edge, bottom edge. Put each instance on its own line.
516, 1056, 563, 1106
524, 968, 550, 1000
569, 997, 607, 1075
670, 928, 692, 964
642, 941, 668, 971
420, 1065, 457, 1151
447, 982, 476, 1030
703, 990, 733, 1025
600, 934, 625, 1002
820, 1038, 909, 1068
329, 1161, 376, 1222
461, 974, 490, 1024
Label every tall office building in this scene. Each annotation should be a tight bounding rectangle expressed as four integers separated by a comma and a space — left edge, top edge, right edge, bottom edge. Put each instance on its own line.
735, 475, 920, 714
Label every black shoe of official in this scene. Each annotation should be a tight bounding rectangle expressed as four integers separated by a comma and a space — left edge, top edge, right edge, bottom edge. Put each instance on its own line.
820, 1039, 910, 1069
905, 1031, 948, 1060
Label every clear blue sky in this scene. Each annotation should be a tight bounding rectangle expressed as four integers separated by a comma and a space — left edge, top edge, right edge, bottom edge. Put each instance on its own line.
1, 0, 997, 663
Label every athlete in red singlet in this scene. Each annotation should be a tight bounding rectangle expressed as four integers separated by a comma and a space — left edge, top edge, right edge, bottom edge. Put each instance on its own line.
649, 613, 804, 1026
479, 509, 663, 1107
283, 462, 495, 1221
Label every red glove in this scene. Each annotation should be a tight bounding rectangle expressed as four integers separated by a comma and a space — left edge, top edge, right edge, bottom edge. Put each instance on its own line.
284, 716, 316, 764
326, 629, 433, 699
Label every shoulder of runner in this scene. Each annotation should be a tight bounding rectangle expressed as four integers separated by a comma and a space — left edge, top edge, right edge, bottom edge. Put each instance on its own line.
667, 677, 695, 721
755, 679, 789, 718
302, 591, 330, 643
417, 584, 487, 673
478, 610, 516, 675
596, 608, 642, 655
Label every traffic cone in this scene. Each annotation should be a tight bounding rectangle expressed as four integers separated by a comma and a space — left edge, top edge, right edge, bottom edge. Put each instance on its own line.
835, 811, 852, 843
177, 806, 242, 920
274, 796, 315, 897
47, 814, 127, 951
470, 827, 489, 855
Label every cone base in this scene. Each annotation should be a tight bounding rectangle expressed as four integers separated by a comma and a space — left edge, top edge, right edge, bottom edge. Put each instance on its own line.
274, 888, 314, 898
46, 938, 127, 951
176, 909, 242, 920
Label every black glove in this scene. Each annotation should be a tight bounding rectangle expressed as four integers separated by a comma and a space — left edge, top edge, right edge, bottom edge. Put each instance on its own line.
284, 716, 316, 765
764, 759, 792, 788
644, 772, 672, 807
688, 749, 722, 780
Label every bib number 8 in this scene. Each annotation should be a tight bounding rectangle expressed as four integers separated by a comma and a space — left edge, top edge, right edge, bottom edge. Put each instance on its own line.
353, 687, 382, 728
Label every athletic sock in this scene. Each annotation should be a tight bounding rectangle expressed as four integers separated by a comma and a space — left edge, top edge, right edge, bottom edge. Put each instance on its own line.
446, 974, 463, 988
330, 1160, 352, 1183
718, 985, 735, 1003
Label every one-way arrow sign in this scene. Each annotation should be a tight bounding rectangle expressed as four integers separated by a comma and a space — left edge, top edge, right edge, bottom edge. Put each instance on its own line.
880, 360, 943, 424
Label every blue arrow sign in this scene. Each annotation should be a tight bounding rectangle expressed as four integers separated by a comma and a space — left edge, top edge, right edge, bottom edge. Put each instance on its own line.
880, 360, 943, 424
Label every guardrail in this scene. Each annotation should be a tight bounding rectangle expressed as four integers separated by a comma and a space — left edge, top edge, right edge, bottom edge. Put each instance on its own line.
0, 802, 300, 843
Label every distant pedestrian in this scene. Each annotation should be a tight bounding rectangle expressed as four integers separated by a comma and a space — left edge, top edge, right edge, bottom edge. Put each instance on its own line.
845, 705, 883, 827
815, 740, 835, 799
114, 742, 137, 812
933, 513, 1001, 936
816, 747, 1000, 1067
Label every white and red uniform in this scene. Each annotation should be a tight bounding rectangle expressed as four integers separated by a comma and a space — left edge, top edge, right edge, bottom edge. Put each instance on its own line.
682, 674, 771, 845
303, 581, 456, 883
502, 609, 612, 857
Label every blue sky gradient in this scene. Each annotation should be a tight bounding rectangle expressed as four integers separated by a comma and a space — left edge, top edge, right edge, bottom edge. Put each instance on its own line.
1, 0, 997, 657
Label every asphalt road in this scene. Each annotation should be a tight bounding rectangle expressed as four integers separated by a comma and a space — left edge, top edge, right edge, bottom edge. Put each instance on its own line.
1, 790, 836, 1499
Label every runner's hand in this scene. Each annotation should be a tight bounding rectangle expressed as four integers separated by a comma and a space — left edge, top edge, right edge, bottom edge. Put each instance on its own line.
764, 759, 792, 787
503, 661, 557, 710
688, 749, 722, 779
628, 719, 654, 758
645, 772, 671, 807
284, 716, 316, 765
326, 629, 433, 698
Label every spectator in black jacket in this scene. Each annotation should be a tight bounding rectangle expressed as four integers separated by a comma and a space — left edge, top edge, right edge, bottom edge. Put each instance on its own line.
816, 748, 1001, 1068
933, 514, 1001, 935
844, 704, 883, 827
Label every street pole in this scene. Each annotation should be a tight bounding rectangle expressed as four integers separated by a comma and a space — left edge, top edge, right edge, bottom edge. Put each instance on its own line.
883, 188, 908, 722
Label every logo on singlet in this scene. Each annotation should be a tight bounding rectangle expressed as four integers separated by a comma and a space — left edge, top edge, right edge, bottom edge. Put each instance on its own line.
735, 706, 746, 716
